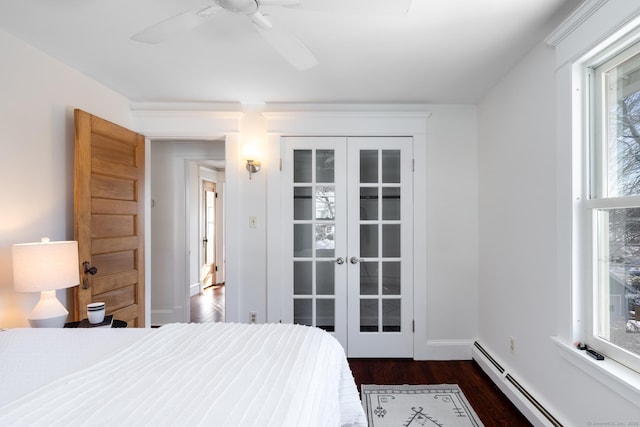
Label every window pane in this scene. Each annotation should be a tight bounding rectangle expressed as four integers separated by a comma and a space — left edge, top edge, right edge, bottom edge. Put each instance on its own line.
360, 299, 378, 332
315, 224, 335, 258
382, 262, 401, 295
316, 150, 335, 183
294, 299, 312, 327
360, 224, 378, 258
316, 186, 336, 220
294, 187, 312, 220
316, 261, 335, 295
382, 150, 401, 183
360, 150, 378, 183
293, 261, 312, 295
595, 208, 640, 359
294, 224, 312, 257
602, 52, 640, 197
360, 262, 378, 295
316, 299, 335, 332
382, 224, 400, 257
360, 187, 378, 220
294, 150, 312, 183
382, 299, 401, 332
382, 187, 400, 220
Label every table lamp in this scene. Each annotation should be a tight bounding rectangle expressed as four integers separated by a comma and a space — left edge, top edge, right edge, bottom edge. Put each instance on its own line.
12, 238, 80, 328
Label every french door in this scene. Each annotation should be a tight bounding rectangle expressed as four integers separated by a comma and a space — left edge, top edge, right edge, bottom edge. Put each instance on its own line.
281, 136, 413, 357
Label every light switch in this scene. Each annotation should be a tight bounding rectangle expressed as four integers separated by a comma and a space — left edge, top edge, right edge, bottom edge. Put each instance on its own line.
249, 216, 257, 228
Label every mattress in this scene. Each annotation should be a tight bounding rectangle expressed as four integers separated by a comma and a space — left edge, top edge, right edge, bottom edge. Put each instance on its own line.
0, 322, 366, 426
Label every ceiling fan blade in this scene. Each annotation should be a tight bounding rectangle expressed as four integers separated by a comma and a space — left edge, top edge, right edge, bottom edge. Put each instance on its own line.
298, 0, 411, 15
258, 0, 301, 6
254, 24, 318, 71
131, 5, 222, 44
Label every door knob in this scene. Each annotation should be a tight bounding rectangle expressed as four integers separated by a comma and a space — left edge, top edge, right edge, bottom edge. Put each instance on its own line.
83, 262, 98, 275
350, 257, 361, 264
82, 262, 97, 289
335, 257, 345, 265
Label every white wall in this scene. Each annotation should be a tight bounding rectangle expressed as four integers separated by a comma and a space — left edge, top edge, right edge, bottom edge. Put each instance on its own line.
478, 40, 571, 419
424, 106, 479, 357
0, 29, 132, 327
477, 1, 640, 420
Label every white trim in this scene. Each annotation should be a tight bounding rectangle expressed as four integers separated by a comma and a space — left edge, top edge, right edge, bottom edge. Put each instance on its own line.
551, 337, 640, 408
425, 340, 473, 360
189, 282, 202, 297
144, 138, 152, 327
132, 109, 242, 324
150, 308, 183, 326
133, 110, 243, 140
130, 101, 242, 112
545, 0, 609, 47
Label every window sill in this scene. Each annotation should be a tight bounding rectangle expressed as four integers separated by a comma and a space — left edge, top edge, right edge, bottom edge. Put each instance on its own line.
551, 336, 640, 409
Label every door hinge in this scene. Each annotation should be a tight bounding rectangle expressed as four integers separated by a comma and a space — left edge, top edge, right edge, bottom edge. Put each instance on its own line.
413, 159, 415, 172
279, 158, 282, 171
215, 266, 218, 271
215, 192, 218, 199
412, 320, 415, 332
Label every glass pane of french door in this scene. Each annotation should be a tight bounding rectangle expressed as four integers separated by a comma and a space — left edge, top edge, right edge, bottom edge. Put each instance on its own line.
347, 137, 413, 357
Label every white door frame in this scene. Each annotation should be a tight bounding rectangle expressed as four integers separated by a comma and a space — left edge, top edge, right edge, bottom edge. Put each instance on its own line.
264, 108, 431, 358
133, 109, 242, 325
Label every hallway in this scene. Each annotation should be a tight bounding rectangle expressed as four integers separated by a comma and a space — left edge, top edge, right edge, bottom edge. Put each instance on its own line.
190, 285, 225, 323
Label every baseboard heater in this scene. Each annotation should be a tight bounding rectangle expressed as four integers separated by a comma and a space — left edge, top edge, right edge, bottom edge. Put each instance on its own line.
472, 341, 563, 427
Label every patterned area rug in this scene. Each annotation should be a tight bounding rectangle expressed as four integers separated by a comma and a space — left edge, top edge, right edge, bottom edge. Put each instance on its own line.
361, 384, 484, 427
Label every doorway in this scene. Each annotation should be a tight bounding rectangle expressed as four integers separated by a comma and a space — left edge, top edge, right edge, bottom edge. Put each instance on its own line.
190, 161, 226, 322
191, 169, 226, 323
149, 140, 226, 325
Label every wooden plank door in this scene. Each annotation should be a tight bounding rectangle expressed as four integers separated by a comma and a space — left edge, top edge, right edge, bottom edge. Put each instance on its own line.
74, 109, 145, 327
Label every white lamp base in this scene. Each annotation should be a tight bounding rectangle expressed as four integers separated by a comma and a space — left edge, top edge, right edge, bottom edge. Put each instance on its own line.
27, 290, 69, 328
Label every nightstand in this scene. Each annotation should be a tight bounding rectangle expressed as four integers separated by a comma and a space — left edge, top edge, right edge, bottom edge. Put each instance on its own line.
64, 319, 128, 328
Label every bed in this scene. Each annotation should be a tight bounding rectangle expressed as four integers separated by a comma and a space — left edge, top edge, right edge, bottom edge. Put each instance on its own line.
0, 322, 366, 426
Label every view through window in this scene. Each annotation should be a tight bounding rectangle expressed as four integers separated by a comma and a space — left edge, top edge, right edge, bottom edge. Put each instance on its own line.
589, 40, 640, 372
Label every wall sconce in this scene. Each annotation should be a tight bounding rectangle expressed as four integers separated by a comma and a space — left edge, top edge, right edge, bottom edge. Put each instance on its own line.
246, 159, 261, 179
243, 145, 261, 180
12, 237, 80, 328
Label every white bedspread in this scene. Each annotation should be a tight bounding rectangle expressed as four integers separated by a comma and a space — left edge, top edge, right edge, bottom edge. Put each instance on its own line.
0, 323, 366, 427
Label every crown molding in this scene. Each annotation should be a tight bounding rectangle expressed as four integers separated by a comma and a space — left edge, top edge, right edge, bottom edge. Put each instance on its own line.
545, 0, 609, 47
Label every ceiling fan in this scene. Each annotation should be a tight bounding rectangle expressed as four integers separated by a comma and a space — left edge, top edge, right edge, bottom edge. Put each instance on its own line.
131, 0, 412, 71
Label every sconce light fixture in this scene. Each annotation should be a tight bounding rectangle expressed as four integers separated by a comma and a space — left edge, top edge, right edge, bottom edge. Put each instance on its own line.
246, 159, 261, 179
243, 145, 261, 180
12, 237, 80, 328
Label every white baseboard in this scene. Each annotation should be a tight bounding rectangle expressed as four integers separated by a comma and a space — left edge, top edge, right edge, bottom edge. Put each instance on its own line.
472, 341, 562, 427
151, 306, 185, 326
417, 340, 474, 360
189, 282, 202, 297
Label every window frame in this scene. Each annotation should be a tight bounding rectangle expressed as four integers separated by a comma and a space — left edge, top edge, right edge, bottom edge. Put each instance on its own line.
582, 35, 640, 374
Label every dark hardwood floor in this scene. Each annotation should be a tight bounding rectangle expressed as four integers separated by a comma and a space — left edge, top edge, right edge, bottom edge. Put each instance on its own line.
349, 358, 532, 426
190, 284, 225, 323
190, 289, 530, 425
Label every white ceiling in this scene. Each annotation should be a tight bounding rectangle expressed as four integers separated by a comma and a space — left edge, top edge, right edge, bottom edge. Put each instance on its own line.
0, 0, 579, 105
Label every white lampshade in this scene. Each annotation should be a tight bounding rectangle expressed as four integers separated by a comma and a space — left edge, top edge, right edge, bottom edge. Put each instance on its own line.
12, 238, 80, 327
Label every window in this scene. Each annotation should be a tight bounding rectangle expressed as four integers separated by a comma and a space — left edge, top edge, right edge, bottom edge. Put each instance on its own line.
586, 39, 640, 373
